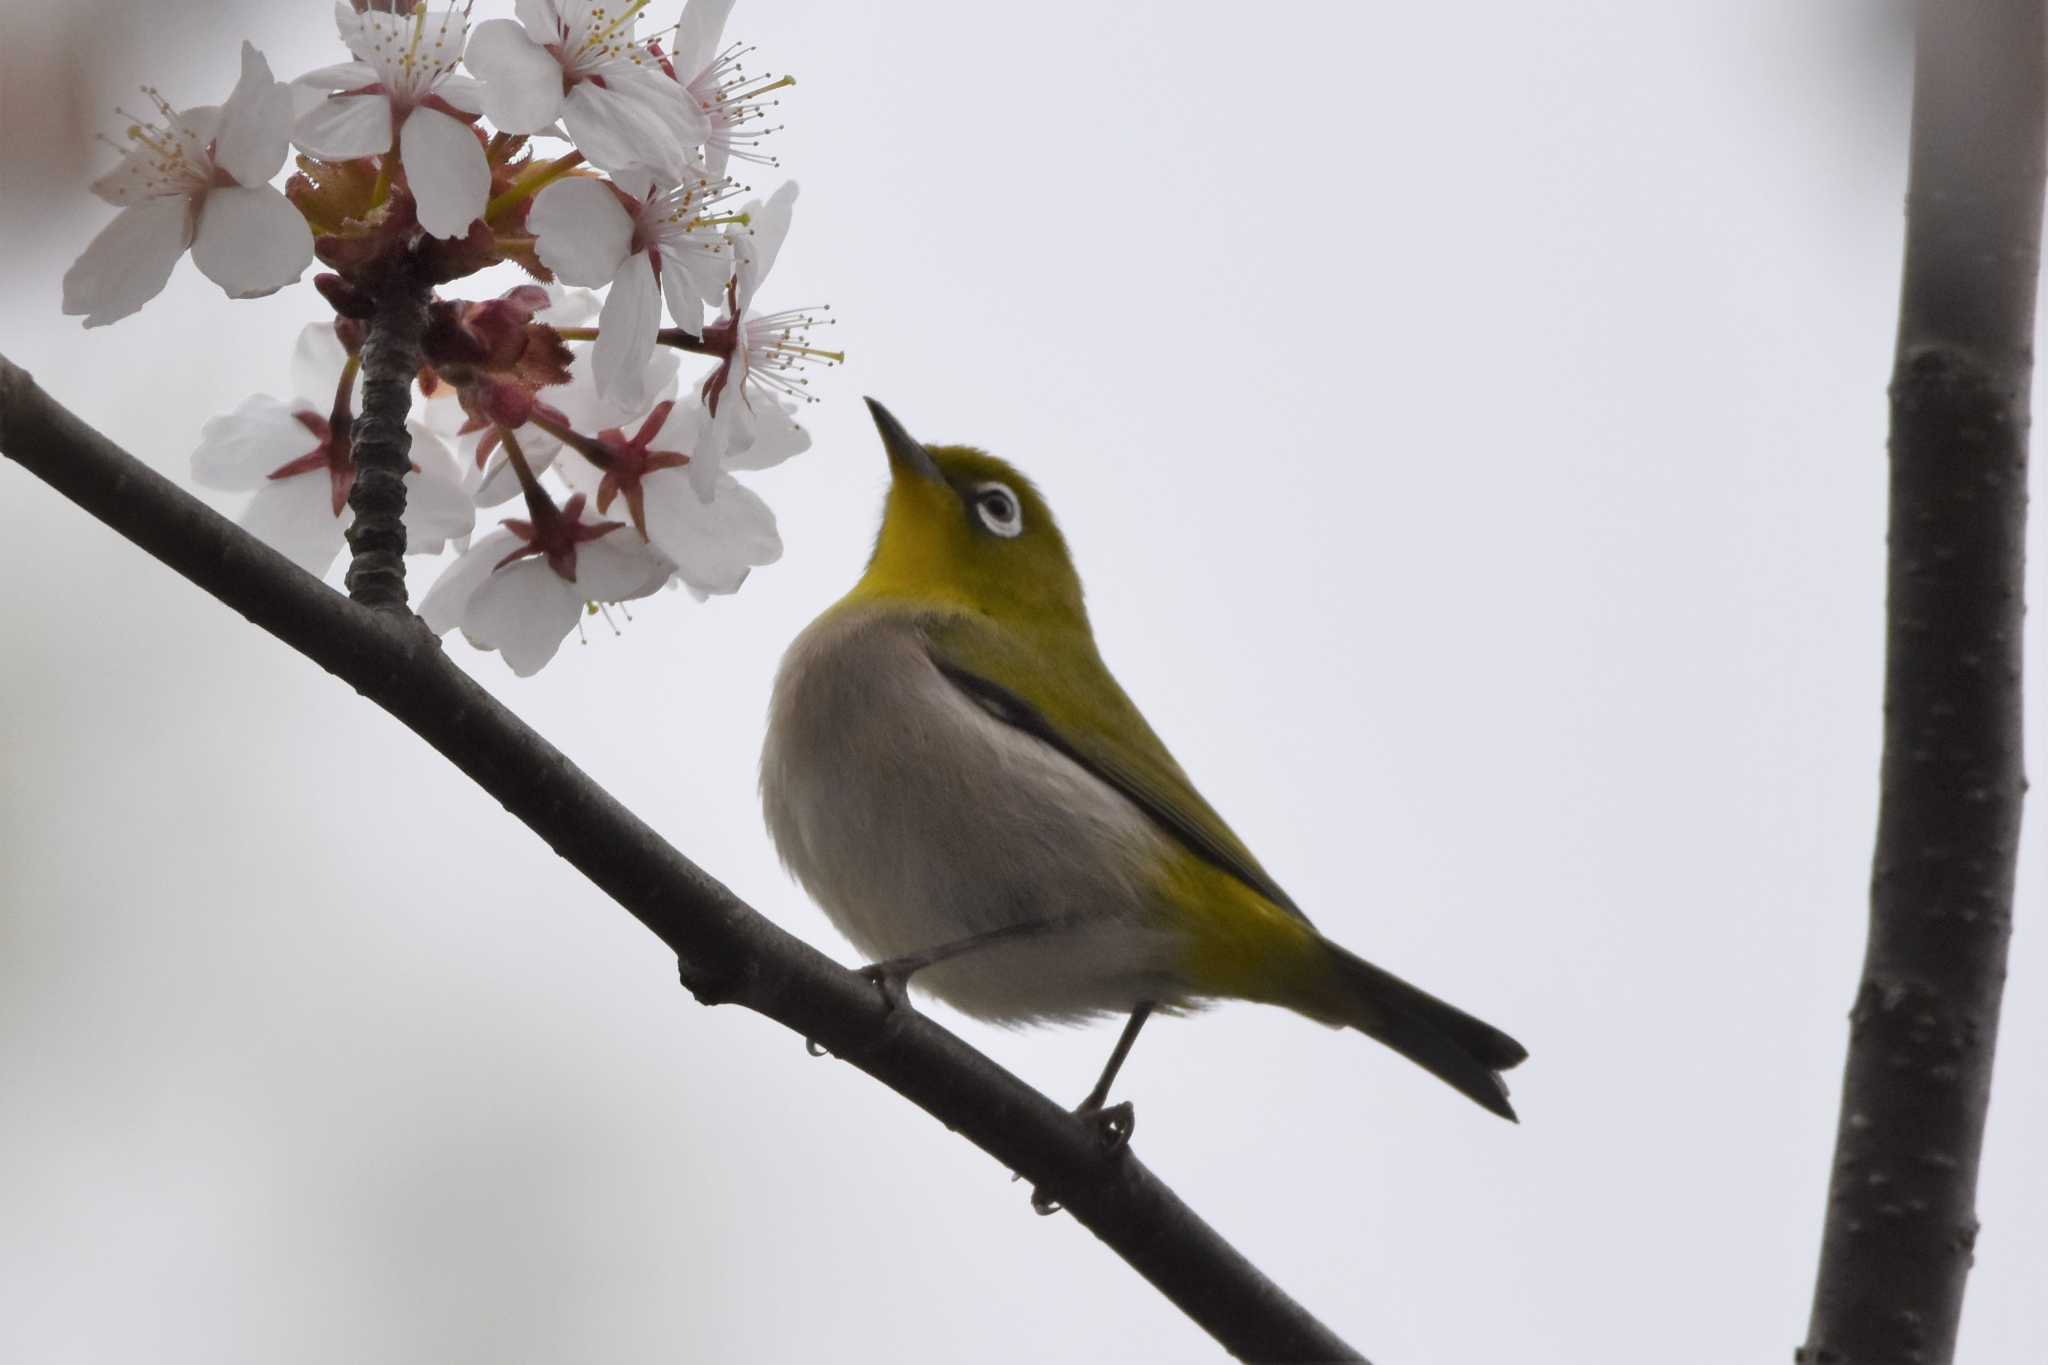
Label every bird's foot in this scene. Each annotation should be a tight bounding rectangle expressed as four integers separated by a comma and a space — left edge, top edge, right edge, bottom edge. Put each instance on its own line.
1023, 1099, 1136, 1216
1077, 1099, 1136, 1154
855, 957, 920, 1012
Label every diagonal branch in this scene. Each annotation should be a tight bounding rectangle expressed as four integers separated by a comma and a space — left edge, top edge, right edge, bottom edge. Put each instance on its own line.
0, 353, 1364, 1365
1800, 3, 2039, 1362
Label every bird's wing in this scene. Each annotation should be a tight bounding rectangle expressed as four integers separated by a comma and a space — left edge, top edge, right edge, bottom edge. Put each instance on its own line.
922, 613, 1310, 923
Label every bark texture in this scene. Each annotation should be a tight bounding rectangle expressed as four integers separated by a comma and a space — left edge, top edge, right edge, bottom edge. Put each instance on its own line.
344, 264, 430, 610
1800, 4, 2039, 1362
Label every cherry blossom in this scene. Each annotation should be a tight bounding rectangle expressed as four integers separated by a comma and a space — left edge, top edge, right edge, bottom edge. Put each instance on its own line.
696, 181, 835, 477
293, 4, 487, 239
64, 0, 832, 671
62, 42, 313, 327
191, 323, 472, 576
671, 0, 791, 177
465, 344, 682, 506
419, 481, 671, 676
465, 0, 708, 180
529, 167, 735, 404
549, 378, 786, 594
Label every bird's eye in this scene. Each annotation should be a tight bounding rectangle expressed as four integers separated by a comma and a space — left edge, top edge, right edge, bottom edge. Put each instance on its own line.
973, 483, 1023, 538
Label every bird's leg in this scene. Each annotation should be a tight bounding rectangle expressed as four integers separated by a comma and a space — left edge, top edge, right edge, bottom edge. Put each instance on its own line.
857, 918, 1069, 1010
1025, 1002, 1158, 1213
1073, 1001, 1154, 1152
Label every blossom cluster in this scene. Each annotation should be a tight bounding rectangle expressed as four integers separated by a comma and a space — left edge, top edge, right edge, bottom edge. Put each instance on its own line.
65, 0, 836, 674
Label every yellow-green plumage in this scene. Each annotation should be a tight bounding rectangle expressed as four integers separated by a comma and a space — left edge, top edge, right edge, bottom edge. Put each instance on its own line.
760, 404, 1526, 1119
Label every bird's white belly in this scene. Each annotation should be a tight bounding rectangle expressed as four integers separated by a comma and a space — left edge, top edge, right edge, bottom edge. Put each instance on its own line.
761, 609, 1190, 1023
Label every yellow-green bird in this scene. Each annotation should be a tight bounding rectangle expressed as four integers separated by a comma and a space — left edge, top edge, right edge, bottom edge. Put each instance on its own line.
761, 400, 1526, 1124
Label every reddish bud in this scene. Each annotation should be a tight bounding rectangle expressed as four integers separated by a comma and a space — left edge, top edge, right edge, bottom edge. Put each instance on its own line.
315, 272, 375, 319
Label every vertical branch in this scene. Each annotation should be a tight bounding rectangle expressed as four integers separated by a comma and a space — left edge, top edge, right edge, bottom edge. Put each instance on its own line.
344, 261, 430, 610
1801, 4, 2039, 1363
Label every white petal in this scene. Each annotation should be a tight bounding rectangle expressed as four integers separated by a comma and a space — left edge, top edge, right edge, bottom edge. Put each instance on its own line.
646, 70, 711, 147
553, 445, 602, 500
241, 473, 347, 578
294, 60, 377, 93
465, 19, 564, 133
214, 42, 294, 186
684, 401, 733, 501
641, 470, 779, 595
609, 167, 658, 204
515, 0, 557, 35
724, 404, 811, 472
192, 395, 321, 489
647, 395, 707, 452
672, 0, 737, 81
400, 423, 477, 553
436, 72, 484, 116
560, 78, 700, 180
734, 181, 798, 308
465, 561, 583, 676
470, 454, 524, 508
294, 92, 394, 159
529, 178, 632, 286
333, 0, 370, 53
536, 284, 602, 328
592, 252, 661, 407
191, 185, 314, 298
692, 378, 757, 491
400, 106, 488, 239
420, 527, 522, 633
413, 381, 469, 438
552, 348, 680, 432
177, 105, 225, 147
574, 532, 672, 601
61, 200, 194, 328
290, 84, 335, 125
470, 426, 562, 506
291, 323, 351, 405
659, 247, 707, 336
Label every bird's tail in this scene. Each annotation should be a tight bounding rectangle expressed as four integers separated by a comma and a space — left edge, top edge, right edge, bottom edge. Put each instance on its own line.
1318, 940, 1528, 1122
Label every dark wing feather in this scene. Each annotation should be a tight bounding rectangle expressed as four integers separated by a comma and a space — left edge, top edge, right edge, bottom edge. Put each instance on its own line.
924, 621, 1310, 924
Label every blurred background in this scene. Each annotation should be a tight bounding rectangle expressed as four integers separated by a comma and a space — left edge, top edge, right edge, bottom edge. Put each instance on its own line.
6, 1, 2043, 1361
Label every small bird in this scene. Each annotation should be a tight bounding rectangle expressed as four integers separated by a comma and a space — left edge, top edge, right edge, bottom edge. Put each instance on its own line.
761, 400, 1526, 1127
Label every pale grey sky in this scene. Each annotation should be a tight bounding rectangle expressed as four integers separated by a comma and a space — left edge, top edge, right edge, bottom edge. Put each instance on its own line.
4, 2, 2043, 1361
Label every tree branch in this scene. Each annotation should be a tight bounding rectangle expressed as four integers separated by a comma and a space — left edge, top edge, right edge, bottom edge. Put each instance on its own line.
1800, 3, 2039, 1361
0, 353, 1364, 1365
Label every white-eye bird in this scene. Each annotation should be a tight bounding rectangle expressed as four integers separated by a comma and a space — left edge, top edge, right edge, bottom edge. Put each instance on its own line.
761, 400, 1527, 1124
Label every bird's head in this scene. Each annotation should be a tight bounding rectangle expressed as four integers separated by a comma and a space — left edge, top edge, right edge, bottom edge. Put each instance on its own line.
851, 398, 1087, 628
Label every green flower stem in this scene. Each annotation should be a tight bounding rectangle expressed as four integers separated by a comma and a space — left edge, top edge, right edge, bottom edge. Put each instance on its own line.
484, 150, 587, 225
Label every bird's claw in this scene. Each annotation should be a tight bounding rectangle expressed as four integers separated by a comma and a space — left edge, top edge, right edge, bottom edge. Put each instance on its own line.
1022, 1099, 1136, 1216
1078, 1100, 1136, 1153
855, 960, 916, 1011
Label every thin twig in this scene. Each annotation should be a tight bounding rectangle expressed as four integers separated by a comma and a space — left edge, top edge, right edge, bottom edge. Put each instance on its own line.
0, 353, 1365, 1365
1799, 3, 2039, 1361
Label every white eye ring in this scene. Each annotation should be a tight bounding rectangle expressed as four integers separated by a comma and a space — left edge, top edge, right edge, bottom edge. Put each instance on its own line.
972, 482, 1024, 538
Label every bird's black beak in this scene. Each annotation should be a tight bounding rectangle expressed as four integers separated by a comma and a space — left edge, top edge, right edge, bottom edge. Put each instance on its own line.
866, 397, 945, 485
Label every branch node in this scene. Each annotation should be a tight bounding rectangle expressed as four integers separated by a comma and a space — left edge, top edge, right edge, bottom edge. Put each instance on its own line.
676, 952, 743, 1006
